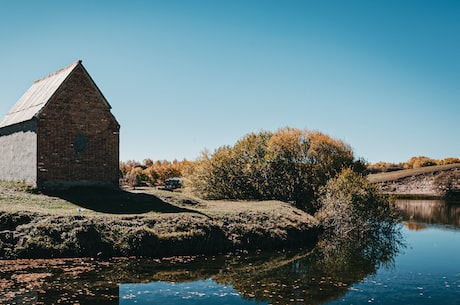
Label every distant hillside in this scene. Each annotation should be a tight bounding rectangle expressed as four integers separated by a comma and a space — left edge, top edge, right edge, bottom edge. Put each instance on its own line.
367, 163, 460, 183
367, 163, 460, 198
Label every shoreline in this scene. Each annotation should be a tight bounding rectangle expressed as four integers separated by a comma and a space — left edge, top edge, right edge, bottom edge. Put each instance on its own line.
4, 173, 457, 260
0, 185, 320, 259
368, 164, 460, 199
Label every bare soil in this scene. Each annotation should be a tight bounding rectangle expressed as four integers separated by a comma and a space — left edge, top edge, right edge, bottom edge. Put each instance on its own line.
367, 164, 460, 198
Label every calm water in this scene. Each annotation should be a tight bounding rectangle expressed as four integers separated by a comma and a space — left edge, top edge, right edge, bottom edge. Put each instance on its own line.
327, 228, 459, 304
1, 199, 459, 305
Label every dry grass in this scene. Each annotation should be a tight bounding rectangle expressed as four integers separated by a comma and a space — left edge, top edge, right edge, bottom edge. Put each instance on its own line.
0, 183, 298, 217
121, 187, 303, 216
0, 184, 193, 218
0, 182, 83, 215
367, 163, 460, 183
0, 183, 319, 258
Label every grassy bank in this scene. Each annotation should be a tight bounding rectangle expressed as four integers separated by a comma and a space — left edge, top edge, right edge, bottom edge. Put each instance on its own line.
0, 183, 319, 259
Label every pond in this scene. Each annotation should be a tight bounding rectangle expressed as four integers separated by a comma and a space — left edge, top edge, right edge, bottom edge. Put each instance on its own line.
1, 199, 459, 305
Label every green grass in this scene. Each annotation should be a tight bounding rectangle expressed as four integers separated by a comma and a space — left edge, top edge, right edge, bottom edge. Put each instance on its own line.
367, 163, 460, 183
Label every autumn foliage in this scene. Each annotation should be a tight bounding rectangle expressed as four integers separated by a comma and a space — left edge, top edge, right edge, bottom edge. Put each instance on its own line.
184, 127, 361, 210
119, 159, 190, 187
316, 168, 399, 238
403, 156, 460, 169
368, 156, 460, 173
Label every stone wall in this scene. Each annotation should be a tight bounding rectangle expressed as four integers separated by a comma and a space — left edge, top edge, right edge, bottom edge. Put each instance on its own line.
36, 64, 119, 188
0, 121, 37, 185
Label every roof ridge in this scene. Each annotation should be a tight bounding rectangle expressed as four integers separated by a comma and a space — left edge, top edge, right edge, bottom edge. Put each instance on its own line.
33, 60, 82, 84
0, 60, 84, 128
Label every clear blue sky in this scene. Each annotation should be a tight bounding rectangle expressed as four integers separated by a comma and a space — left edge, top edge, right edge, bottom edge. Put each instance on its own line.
0, 0, 458, 164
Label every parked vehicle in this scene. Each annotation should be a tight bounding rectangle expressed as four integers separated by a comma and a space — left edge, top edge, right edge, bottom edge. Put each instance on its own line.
163, 177, 182, 191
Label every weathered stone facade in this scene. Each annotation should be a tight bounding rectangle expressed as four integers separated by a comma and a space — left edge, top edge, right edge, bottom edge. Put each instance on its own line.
0, 121, 37, 184
0, 60, 119, 188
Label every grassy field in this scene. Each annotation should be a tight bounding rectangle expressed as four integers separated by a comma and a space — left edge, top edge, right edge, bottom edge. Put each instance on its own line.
0, 182, 302, 217
367, 163, 460, 183
0, 183, 319, 259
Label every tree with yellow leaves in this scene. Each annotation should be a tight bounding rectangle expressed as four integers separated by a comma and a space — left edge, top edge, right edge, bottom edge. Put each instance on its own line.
185, 127, 359, 211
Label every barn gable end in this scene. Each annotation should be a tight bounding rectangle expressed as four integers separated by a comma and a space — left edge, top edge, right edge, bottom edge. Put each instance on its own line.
0, 60, 120, 189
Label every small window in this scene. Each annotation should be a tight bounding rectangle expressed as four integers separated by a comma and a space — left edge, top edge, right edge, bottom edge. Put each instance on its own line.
74, 134, 87, 153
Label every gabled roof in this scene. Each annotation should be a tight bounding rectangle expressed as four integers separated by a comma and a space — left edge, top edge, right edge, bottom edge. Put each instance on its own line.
0, 60, 112, 128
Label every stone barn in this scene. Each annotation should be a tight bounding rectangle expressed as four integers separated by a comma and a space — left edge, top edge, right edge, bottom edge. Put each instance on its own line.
0, 60, 120, 189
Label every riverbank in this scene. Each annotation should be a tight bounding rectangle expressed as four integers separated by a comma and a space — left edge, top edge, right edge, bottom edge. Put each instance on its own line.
367, 163, 460, 199
0, 184, 319, 259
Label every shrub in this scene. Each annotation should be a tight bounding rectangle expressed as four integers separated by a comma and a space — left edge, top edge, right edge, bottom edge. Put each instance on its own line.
120, 159, 190, 187
439, 157, 460, 165
404, 156, 438, 169
185, 127, 358, 210
316, 168, 400, 239
367, 161, 403, 173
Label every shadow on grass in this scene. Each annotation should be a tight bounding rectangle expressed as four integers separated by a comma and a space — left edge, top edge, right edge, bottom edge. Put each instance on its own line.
43, 187, 202, 215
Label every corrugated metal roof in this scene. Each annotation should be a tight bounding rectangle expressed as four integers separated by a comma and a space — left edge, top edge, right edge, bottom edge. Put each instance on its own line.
0, 60, 81, 128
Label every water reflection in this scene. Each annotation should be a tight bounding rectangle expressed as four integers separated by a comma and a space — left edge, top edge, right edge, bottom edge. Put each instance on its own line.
0, 227, 403, 305
396, 199, 460, 229
2, 200, 457, 304
12, 201, 454, 304
120, 280, 262, 305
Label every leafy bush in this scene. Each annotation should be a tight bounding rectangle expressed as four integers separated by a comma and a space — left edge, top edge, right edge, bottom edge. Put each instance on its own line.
120, 159, 190, 187
367, 161, 403, 173
439, 157, 460, 165
316, 168, 400, 239
185, 127, 359, 210
403, 156, 460, 169
370, 157, 460, 172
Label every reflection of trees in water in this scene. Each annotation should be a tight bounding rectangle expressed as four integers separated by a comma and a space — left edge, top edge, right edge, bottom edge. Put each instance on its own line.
396, 199, 460, 228
216, 229, 403, 305
1, 227, 403, 305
